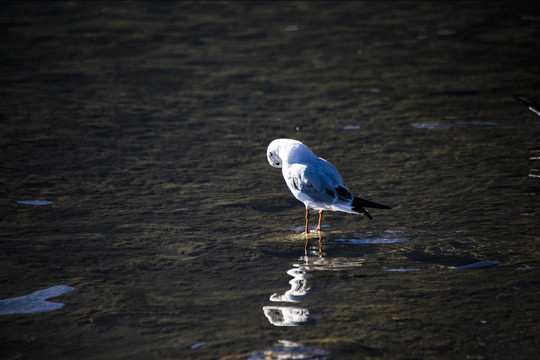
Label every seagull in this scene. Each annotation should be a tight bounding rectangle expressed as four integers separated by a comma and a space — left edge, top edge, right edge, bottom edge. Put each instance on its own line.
267, 138, 391, 234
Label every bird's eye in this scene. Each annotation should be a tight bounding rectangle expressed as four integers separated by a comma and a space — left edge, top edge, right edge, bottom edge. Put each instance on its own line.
275, 162, 280, 166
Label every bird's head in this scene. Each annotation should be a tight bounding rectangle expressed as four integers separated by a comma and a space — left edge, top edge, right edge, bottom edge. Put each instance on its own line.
266, 141, 283, 168
266, 138, 303, 169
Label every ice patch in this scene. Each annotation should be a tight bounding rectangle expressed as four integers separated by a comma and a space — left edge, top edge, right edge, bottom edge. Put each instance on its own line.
383, 268, 421, 272
16, 200, 53, 205
0, 286, 74, 315
448, 261, 500, 269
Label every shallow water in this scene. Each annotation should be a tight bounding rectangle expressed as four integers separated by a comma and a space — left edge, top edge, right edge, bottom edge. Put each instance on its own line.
1, 1, 539, 359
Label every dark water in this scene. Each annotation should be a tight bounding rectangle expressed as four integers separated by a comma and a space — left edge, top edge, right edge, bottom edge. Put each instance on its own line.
1, 1, 539, 359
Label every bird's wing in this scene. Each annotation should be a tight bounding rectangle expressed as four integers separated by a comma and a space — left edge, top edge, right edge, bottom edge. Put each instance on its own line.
284, 161, 340, 204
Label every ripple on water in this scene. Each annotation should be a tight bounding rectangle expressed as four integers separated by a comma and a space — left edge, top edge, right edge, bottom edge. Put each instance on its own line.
411, 121, 498, 130
334, 237, 408, 245
0, 286, 74, 315
290, 225, 330, 233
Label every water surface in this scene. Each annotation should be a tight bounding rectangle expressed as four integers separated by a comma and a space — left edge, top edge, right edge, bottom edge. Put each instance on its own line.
1, 1, 539, 359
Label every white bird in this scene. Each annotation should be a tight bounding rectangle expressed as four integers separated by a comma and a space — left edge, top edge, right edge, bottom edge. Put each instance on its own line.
267, 138, 390, 233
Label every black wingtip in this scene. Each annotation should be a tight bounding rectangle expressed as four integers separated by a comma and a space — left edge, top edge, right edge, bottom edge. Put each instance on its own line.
352, 197, 391, 210
352, 196, 390, 221
361, 208, 374, 221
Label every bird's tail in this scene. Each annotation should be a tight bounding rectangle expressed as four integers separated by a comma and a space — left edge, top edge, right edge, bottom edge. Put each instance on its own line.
352, 196, 391, 221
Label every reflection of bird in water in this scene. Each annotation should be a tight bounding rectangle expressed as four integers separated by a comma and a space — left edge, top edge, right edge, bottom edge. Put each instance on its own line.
266, 139, 391, 236
250, 340, 330, 359
263, 254, 368, 327
514, 96, 540, 178
264, 258, 314, 326
515, 95, 540, 117
269, 267, 311, 303
262, 306, 312, 326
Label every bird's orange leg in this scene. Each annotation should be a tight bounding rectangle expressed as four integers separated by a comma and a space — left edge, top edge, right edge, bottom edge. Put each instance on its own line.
305, 207, 310, 234
316, 210, 323, 231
